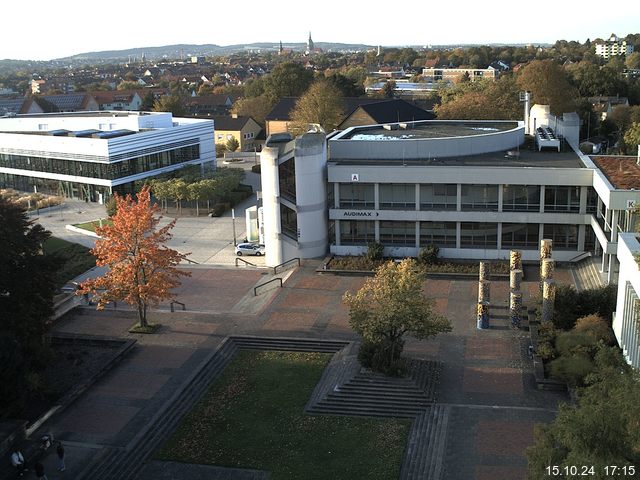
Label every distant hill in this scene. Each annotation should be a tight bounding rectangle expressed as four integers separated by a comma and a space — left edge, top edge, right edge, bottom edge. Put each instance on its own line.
57, 42, 376, 61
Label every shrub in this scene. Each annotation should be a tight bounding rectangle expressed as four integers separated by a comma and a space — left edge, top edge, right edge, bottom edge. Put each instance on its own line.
105, 196, 118, 217
210, 203, 227, 217
573, 314, 614, 344
552, 284, 617, 330
549, 354, 595, 387
536, 342, 556, 361
417, 244, 439, 265
365, 242, 384, 261
358, 338, 407, 376
555, 330, 601, 358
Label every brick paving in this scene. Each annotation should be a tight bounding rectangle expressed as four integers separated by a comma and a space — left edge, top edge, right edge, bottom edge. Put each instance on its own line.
30, 261, 571, 480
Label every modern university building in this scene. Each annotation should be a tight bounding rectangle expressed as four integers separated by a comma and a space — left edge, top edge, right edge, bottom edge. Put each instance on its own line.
0, 111, 215, 202
259, 105, 640, 367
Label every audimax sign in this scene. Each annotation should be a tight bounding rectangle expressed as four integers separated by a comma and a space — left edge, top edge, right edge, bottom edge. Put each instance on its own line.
342, 210, 379, 217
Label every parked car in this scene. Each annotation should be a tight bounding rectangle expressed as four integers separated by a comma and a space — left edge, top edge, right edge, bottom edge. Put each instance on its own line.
235, 243, 265, 256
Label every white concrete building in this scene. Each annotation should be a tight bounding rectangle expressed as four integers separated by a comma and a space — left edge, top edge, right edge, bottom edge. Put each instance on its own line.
0, 111, 215, 202
614, 233, 640, 367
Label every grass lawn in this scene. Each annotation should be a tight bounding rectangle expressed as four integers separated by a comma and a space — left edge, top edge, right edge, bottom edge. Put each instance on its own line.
157, 350, 410, 480
43, 237, 96, 288
73, 218, 111, 233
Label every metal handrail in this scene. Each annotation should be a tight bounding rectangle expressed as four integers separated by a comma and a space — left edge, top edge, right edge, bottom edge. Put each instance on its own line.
254, 277, 283, 296
568, 251, 592, 263
273, 257, 300, 275
170, 300, 186, 312
235, 257, 257, 267
183, 257, 199, 265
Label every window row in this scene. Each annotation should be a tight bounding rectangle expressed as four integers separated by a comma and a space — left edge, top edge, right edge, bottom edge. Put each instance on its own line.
338, 220, 579, 250
0, 144, 200, 181
337, 183, 591, 213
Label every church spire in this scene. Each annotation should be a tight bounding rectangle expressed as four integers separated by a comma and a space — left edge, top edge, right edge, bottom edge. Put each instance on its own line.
306, 32, 314, 55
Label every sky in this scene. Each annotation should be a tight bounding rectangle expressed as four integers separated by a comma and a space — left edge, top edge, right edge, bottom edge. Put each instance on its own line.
2, 0, 640, 61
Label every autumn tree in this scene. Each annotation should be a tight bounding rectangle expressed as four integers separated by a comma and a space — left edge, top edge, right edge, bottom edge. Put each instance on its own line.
232, 95, 274, 126
290, 79, 345, 134
517, 60, 577, 115
436, 76, 521, 120
343, 259, 451, 374
226, 136, 240, 152
78, 186, 190, 329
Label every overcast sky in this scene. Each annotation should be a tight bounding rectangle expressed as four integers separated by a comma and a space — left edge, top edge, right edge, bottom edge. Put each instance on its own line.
3, 0, 639, 61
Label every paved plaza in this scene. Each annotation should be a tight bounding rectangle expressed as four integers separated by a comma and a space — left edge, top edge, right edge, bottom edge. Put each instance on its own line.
22, 258, 569, 480
17, 191, 570, 480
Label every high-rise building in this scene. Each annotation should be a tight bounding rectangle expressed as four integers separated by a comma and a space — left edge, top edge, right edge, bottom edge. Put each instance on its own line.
595, 34, 634, 59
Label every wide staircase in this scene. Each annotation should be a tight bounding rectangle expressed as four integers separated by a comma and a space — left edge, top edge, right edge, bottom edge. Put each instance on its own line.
571, 256, 605, 291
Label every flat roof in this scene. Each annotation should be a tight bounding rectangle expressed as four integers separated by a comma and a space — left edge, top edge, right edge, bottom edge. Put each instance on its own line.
330, 145, 585, 169
341, 121, 519, 140
591, 155, 640, 190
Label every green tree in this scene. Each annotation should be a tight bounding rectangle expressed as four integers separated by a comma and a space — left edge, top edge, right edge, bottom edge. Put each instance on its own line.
623, 122, 640, 154
232, 94, 274, 126
226, 137, 240, 152
517, 59, 577, 115
625, 52, 640, 70
140, 92, 155, 111
263, 61, 314, 102
290, 79, 345, 134
527, 368, 640, 479
380, 80, 397, 98
152, 94, 186, 116
0, 196, 56, 411
117, 80, 140, 91
343, 259, 452, 372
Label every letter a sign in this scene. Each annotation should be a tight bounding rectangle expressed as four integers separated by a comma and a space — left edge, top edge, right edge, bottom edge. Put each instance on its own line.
351, 173, 359, 182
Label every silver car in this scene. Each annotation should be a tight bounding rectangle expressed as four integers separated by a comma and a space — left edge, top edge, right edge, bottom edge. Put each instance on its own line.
235, 243, 265, 256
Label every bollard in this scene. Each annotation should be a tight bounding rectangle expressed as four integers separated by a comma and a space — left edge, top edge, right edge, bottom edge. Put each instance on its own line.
509, 250, 522, 271
541, 279, 557, 323
479, 261, 491, 282
477, 301, 490, 329
510, 269, 523, 291
478, 279, 491, 303
510, 291, 523, 328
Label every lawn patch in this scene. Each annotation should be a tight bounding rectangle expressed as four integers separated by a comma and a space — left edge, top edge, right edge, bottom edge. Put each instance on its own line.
157, 350, 410, 480
43, 237, 96, 288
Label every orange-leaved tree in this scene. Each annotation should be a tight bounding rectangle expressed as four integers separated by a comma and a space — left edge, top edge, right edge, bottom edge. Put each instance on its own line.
78, 185, 190, 328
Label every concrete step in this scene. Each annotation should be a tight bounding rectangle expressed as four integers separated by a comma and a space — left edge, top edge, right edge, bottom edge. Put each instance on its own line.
232, 336, 348, 353
86, 339, 240, 480
400, 405, 450, 480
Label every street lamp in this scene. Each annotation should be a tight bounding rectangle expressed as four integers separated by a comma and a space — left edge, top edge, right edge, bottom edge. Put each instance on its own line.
232, 208, 237, 246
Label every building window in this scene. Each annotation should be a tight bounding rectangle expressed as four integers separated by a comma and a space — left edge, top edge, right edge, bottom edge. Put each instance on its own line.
502, 185, 540, 211
461, 185, 498, 211
544, 186, 580, 212
338, 183, 374, 209
217, 134, 223, 140
379, 221, 415, 246
340, 220, 375, 245
460, 222, 498, 248
501, 223, 539, 249
420, 184, 456, 210
543, 224, 578, 250
420, 221, 456, 247
379, 184, 415, 210
280, 204, 298, 240
278, 158, 296, 202
586, 187, 598, 214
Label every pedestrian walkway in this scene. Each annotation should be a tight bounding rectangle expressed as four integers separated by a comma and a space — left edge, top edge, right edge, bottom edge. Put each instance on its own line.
25, 260, 573, 480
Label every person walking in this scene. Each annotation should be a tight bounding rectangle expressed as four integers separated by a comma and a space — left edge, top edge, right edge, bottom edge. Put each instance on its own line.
34, 461, 48, 480
56, 442, 66, 472
10, 448, 27, 476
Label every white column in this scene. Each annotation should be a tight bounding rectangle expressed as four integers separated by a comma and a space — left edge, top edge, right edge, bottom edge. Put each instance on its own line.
456, 184, 462, 211
579, 186, 588, 214
415, 184, 420, 211
539, 185, 545, 213
374, 183, 380, 210
497, 184, 503, 213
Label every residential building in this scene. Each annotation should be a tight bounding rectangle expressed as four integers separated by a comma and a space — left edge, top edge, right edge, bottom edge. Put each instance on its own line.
38, 94, 99, 113
0, 111, 215, 202
595, 34, 634, 59
211, 114, 263, 151
422, 67, 498, 83
265, 97, 433, 136
186, 94, 238, 116
588, 96, 629, 120
0, 98, 44, 116
92, 91, 143, 111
